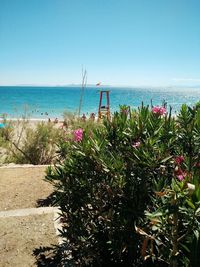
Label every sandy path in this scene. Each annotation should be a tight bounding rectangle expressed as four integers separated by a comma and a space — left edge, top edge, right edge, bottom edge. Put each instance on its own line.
0, 213, 57, 267
0, 165, 60, 266
0, 165, 54, 210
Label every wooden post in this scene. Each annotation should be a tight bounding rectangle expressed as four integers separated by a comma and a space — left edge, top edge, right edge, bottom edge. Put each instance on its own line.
98, 90, 110, 121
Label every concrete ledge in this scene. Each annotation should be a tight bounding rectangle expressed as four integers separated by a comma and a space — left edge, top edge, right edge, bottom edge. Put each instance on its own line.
0, 207, 59, 218
0, 164, 50, 169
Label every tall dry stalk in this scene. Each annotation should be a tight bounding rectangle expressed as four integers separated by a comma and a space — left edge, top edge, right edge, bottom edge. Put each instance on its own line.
78, 67, 87, 117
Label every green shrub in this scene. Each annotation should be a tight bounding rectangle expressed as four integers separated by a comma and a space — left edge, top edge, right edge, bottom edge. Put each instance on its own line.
1, 120, 63, 165
141, 103, 200, 267
46, 103, 200, 266
0, 119, 14, 163
12, 122, 63, 165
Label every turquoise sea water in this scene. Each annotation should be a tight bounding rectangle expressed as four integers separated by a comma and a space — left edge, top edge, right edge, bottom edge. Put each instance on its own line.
0, 86, 200, 119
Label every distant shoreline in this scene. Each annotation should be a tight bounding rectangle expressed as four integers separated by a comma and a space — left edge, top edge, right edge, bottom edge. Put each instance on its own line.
0, 118, 64, 123
0, 85, 200, 89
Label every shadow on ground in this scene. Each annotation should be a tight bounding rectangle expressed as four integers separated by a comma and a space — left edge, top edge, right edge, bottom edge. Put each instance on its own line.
36, 192, 56, 207
33, 246, 169, 267
33, 245, 62, 267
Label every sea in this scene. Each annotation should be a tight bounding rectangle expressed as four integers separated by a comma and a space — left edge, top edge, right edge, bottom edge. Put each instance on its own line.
0, 86, 200, 119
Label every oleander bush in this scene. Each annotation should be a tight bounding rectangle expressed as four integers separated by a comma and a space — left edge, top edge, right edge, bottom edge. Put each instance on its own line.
140, 104, 200, 267
46, 103, 200, 266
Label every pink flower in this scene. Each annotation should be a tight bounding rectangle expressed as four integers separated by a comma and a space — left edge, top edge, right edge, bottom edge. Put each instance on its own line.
152, 106, 159, 113
152, 106, 166, 115
132, 141, 141, 148
152, 106, 160, 114
174, 164, 187, 181
177, 174, 185, 181
73, 128, 83, 142
159, 107, 167, 115
175, 167, 187, 181
175, 155, 185, 165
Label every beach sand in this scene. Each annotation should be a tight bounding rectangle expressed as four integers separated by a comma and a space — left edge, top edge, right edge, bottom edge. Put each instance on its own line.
0, 213, 57, 267
0, 165, 54, 210
0, 165, 58, 266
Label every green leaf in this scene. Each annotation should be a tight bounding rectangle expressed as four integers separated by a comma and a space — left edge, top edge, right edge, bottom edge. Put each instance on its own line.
195, 188, 200, 202
186, 199, 195, 209
152, 225, 159, 231
195, 207, 200, 216
77, 151, 86, 156
145, 211, 163, 218
195, 109, 200, 128
190, 230, 200, 267
161, 155, 173, 163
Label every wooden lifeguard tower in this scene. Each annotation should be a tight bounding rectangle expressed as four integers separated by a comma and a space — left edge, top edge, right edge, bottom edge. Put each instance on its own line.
98, 90, 111, 121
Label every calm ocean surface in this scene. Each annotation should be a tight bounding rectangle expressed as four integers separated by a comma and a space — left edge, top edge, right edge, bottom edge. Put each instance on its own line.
0, 86, 200, 119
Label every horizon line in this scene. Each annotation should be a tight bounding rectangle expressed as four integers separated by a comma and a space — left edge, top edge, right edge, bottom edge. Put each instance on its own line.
0, 83, 200, 89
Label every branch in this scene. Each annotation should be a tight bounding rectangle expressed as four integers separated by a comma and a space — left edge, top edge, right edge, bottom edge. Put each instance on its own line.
11, 141, 33, 163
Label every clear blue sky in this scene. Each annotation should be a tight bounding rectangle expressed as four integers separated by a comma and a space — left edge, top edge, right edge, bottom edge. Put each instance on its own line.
0, 0, 200, 86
